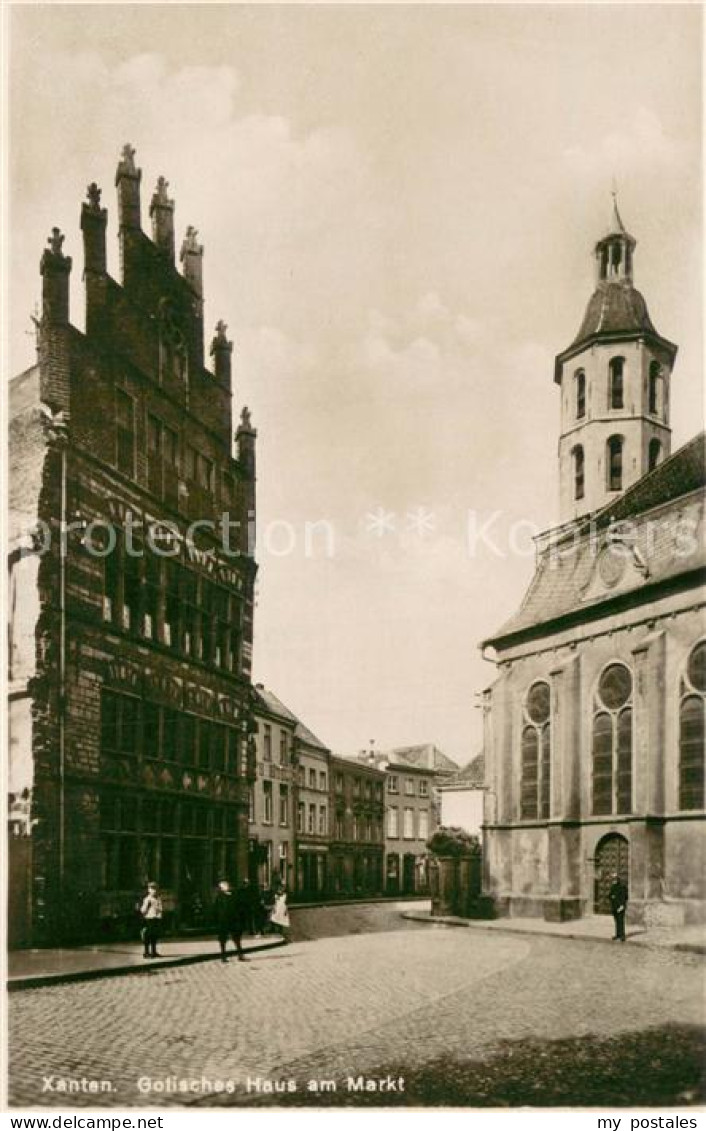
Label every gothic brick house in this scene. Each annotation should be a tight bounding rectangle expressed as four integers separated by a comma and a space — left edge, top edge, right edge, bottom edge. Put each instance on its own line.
482, 199, 705, 928
8, 145, 258, 946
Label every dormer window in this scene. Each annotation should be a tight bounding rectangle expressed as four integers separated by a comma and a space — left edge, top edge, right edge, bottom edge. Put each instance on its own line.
609, 357, 624, 409
575, 369, 586, 419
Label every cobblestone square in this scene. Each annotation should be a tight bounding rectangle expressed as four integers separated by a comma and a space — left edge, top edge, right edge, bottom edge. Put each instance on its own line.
8, 906, 706, 1108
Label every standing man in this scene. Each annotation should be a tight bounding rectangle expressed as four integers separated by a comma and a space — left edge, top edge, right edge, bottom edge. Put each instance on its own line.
214, 879, 248, 963
609, 871, 629, 942
140, 882, 163, 959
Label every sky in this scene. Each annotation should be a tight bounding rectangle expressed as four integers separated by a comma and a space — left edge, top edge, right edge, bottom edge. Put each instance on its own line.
8, 4, 703, 765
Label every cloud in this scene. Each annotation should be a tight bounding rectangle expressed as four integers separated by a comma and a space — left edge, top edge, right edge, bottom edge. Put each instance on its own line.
10, 50, 382, 373
562, 107, 691, 183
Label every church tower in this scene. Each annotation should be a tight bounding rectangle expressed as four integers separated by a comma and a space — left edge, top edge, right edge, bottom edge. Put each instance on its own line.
555, 196, 677, 522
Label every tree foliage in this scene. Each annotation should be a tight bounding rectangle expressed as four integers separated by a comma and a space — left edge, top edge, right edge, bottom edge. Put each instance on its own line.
426, 826, 480, 857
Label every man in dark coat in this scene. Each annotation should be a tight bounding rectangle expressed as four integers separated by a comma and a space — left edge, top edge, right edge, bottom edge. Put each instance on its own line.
213, 880, 248, 963
608, 872, 629, 942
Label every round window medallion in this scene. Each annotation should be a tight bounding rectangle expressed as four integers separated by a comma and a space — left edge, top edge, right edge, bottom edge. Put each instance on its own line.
598, 663, 632, 710
526, 681, 551, 725
598, 544, 627, 588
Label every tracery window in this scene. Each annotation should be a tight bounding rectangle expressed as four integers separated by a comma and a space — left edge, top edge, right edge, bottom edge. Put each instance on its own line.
592, 663, 632, 816
679, 641, 706, 811
520, 681, 551, 820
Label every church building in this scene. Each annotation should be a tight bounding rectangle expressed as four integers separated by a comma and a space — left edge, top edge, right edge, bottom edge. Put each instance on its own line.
481, 199, 705, 927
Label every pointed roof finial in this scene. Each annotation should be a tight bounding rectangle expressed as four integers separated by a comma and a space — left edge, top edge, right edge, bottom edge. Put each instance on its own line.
47, 227, 66, 257
608, 179, 627, 236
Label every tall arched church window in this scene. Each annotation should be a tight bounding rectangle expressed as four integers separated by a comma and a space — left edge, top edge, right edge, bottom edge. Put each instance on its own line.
679, 641, 706, 810
575, 369, 586, 419
521, 681, 551, 820
592, 663, 633, 816
609, 357, 625, 409
649, 360, 662, 416
648, 438, 662, 473
607, 435, 624, 492
573, 446, 585, 501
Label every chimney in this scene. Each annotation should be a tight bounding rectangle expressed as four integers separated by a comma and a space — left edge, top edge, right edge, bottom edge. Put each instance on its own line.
39, 228, 72, 413
115, 143, 142, 231
210, 320, 232, 387
180, 226, 204, 364
40, 228, 72, 326
180, 225, 203, 296
236, 406, 257, 555
81, 183, 108, 335
149, 176, 175, 260
81, 183, 107, 275
115, 143, 142, 288
236, 406, 256, 477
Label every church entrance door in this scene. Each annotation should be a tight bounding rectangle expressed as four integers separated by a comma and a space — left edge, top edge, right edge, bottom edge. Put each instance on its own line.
594, 833, 629, 914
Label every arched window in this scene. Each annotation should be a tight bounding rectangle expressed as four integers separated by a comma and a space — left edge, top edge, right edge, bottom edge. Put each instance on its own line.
609, 357, 625, 409
573, 445, 585, 501
592, 663, 633, 816
649, 360, 662, 416
575, 369, 586, 419
679, 641, 706, 810
521, 681, 551, 820
607, 435, 624, 492
648, 438, 662, 472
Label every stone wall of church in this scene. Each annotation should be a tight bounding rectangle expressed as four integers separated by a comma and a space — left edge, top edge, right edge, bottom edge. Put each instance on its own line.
484, 592, 705, 924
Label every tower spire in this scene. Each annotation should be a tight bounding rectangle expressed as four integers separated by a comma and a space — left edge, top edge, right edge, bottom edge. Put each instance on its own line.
608, 181, 627, 238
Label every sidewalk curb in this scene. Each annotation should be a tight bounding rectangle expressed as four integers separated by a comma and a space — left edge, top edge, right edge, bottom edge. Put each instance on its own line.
290, 896, 429, 910
8, 938, 287, 993
400, 910, 706, 954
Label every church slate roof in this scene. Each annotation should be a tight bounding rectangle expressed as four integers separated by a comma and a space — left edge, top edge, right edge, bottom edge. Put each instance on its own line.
571, 283, 657, 350
439, 753, 486, 789
387, 743, 460, 775
253, 685, 329, 751
484, 432, 706, 650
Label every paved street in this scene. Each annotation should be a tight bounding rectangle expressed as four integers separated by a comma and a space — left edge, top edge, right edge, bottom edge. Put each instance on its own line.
8, 903, 706, 1109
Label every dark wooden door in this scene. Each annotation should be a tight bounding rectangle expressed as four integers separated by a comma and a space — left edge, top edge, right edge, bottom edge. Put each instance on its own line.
594, 834, 629, 914
403, 854, 416, 894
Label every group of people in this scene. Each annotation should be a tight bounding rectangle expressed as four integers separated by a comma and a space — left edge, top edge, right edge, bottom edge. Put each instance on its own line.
138, 878, 290, 962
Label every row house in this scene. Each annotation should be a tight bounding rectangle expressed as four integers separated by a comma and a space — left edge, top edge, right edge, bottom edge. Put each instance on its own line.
249, 686, 331, 899
329, 755, 385, 897
353, 749, 457, 894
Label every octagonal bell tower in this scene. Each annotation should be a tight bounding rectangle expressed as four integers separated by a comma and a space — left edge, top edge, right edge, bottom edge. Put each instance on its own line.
555, 195, 677, 522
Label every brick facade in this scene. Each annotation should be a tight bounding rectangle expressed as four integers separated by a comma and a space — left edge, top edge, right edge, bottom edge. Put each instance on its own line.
8, 146, 258, 946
